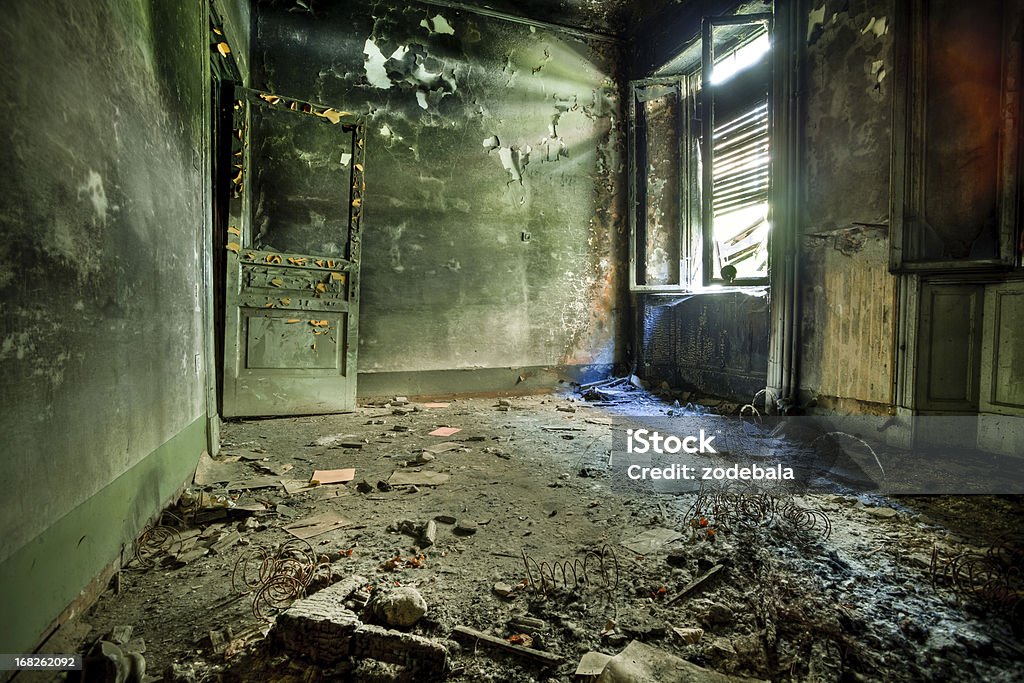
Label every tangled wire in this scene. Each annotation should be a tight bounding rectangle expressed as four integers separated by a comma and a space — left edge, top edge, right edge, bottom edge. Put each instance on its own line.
133, 525, 183, 568
930, 540, 1024, 630
686, 482, 832, 540
232, 539, 329, 619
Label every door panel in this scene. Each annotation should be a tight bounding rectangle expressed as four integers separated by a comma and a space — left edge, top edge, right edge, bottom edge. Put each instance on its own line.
977, 281, 1024, 455
914, 282, 984, 412
980, 283, 1024, 409
223, 89, 365, 417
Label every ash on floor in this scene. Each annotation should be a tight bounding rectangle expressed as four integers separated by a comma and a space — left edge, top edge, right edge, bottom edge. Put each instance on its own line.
65, 393, 1024, 683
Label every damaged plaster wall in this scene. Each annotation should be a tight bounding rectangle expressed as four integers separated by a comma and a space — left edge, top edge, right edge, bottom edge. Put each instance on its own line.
254, 0, 627, 391
799, 0, 897, 410
0, 0, 208, 652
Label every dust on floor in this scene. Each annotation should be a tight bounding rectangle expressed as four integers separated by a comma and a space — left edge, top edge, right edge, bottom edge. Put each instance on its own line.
65, 393, 1024, 682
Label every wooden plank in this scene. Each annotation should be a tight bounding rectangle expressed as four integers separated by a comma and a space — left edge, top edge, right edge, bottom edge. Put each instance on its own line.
666, 564, 725, 605
423, 442, 464, 454
451, 626, 563, 667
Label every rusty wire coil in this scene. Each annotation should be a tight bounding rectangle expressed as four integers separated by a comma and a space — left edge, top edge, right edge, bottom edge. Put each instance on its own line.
522, 545, 619, 597
687, 482, 831, 539
253, 574, 309, 620
232, 545, 277, 594
930, 540, 1024, 627
232, 538, 328, 619
133, 525, 182, 568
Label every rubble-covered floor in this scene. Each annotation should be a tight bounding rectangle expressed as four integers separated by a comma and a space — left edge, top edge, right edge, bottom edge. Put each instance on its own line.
63, 392, 1024, 682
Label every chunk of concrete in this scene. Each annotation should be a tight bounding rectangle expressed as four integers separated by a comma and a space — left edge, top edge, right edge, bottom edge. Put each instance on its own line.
372, 587, 428, 628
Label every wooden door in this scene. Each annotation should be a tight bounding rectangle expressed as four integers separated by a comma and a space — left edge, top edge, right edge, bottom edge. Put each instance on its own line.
223, 88, 365, 417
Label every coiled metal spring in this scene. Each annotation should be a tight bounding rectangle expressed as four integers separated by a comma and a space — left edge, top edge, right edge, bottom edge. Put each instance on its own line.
687, 482, 832, 539
232, 538, 328, 619
522, 545, 620, 597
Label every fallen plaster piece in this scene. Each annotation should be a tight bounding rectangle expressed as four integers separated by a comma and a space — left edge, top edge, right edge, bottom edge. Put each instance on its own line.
280, 478, 317, 495
416, 91, 429, 110
194, 450, 245, 485
283, 511, 351, 540
596, 640, 764, 682
576, 651, 614, 676
309, 433, 360, 448
310, 468, 356, 485
620, 527, 684, 555
422, 402, 450, 408
428, 426, 461, 437
422, 441, 463, 454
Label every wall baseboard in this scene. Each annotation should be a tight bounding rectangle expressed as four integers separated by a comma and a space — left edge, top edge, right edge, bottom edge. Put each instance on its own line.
0, 415, 207, 657
356, 364, 618, 399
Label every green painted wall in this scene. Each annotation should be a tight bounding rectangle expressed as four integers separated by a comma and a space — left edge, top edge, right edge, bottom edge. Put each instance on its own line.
254, 1, 629, 387
0, 0, 210, 651
0, 417, 206, 654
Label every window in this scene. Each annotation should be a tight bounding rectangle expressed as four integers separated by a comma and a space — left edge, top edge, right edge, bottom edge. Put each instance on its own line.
629, 14, 772, 290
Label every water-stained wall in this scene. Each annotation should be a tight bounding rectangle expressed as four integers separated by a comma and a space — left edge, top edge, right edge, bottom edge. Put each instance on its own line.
799, 0, 897, 411
0, 0, 208, 651
253, 1, 627, 393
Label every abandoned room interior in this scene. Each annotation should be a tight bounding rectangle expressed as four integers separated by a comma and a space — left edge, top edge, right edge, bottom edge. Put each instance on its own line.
2, 0, 1024, 680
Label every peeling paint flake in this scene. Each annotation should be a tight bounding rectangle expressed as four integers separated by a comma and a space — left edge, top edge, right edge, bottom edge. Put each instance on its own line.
421, 14, 455, 35
871, 60, 887, 86
807, 5, 826, 43
77, 170, 109, 222
363, 38, 393, 89
497, 145, 531, 184
862, 16, 888, 38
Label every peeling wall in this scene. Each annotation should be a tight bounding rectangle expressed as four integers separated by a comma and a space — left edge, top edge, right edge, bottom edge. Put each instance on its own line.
0, 0, 208, 643
803, 0, 893, 229
254, 1, 628, 386
800, 0, 897, 409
